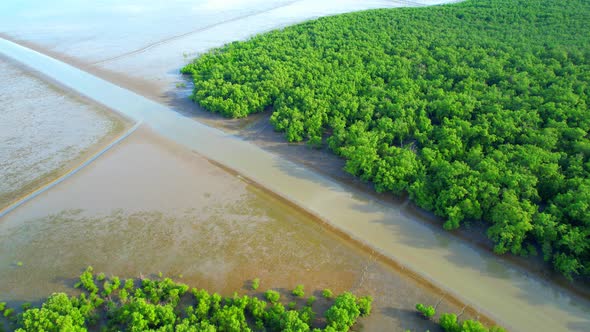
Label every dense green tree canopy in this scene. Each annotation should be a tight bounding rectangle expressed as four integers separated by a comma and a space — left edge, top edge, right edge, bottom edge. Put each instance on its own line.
182, 0, 590, 278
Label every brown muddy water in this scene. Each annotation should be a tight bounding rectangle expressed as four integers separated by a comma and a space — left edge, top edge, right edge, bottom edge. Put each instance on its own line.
0, 56, 127, 210
1, 0, 590, 331
0, 127, 459, 331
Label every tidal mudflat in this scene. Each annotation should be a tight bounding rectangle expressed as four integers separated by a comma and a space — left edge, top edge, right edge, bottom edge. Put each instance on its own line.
0, 57, 126, 210
0, 126, 463, 331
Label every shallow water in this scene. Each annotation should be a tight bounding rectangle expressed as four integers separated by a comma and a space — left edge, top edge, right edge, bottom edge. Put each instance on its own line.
1, 36, 589, 332
0, 127, 453, 331
0, 57, 122, 208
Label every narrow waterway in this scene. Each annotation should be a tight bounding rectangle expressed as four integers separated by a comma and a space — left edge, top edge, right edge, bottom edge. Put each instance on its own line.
1, 38, 588, 332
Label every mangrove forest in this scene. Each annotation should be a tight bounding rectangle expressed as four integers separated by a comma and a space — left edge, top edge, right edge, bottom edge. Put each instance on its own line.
181, 0, 590, 278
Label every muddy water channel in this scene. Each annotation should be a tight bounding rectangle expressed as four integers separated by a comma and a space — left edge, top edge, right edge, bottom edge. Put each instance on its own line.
1, 1, 590, 331
0, 127, 454, 331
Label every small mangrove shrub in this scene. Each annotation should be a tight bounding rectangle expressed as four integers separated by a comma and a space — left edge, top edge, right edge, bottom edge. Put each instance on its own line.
252, 278, 260, 291
292, 284, 305, 297
322, 289, 333, 299
265, 290, 281, 303
416, 303, 436, 319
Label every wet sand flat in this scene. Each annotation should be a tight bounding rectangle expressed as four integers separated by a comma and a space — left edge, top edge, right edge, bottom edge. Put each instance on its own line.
0, 126, 462, 331
0, 56, 127, 210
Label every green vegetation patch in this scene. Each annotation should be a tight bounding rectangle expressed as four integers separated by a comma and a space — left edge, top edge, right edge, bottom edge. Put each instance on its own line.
0, 267, 376, 331
415, 303, 505, 332
292, 284, 305, 298
251, 278, 260, 291
182, 0, 590, 279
